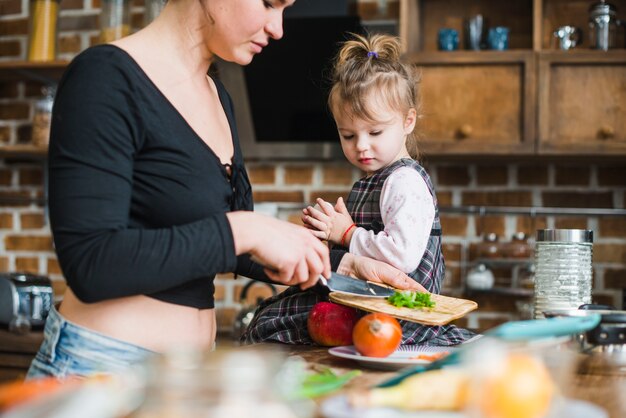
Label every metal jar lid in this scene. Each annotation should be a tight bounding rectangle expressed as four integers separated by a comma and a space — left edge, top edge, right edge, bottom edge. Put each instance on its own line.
589, 1, 617, 19
536, 229, 593, 243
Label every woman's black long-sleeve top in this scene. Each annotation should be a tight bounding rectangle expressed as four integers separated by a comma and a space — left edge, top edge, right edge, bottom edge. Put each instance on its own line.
49, 45, 345, 309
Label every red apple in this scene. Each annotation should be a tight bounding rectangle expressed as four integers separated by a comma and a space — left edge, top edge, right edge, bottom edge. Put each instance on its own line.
307, 302, 360, 346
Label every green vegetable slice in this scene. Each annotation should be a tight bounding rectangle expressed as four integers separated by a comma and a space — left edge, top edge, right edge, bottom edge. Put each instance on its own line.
387, 291, 435, 309
297, 368, 361, 398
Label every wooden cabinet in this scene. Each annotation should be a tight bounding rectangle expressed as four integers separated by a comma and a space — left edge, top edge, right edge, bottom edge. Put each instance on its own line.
538, 52, 626, 154
409, 52, 535, 154
0, 330, 43, 382
399, 0, 626, 156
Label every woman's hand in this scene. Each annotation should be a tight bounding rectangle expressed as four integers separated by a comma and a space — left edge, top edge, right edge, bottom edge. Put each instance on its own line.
302, 197, 355, 244
227, 211, 330, 289
336, 253, 428, 293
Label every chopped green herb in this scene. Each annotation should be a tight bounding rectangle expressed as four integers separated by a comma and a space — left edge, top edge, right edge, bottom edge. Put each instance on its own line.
297, 368, 361, 398
387, 291, 435, 309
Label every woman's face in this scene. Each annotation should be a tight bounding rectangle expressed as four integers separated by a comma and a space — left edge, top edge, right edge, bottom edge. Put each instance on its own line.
205, 0, 295, 65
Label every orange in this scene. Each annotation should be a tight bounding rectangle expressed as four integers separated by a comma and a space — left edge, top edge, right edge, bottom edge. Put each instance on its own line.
478, 354, 555, 418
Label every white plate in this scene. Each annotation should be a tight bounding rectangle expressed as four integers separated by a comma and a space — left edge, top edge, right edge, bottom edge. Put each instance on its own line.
320, 395, 608, 418
328, 345, 455, 371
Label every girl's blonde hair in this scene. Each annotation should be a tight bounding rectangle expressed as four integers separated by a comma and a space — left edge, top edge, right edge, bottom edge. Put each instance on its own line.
328, 33, 422, 160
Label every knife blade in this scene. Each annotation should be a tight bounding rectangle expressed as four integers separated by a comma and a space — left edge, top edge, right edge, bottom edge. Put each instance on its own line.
250, 255, 395, 298
316, 272, 396, 298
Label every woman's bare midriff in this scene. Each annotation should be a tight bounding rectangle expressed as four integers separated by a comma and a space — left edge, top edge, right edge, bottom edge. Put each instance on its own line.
59, 289, 216, 353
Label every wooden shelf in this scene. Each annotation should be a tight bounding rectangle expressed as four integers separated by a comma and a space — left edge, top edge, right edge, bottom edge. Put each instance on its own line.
405, 50, 535, 64
465, 286, 534, 297
538, 49, 626, 63
0, 60, 68, 82
0, 145, 48, 159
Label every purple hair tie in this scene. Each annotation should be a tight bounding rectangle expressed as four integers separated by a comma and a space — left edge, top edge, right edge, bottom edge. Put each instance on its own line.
367, 51, 379, 58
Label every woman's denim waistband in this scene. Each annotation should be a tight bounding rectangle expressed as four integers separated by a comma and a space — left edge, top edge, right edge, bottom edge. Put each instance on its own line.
27, 306, 155, 379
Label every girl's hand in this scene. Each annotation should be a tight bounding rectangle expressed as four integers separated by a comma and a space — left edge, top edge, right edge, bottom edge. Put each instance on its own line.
337, 253, 428, 292
228, 212, 330, 289
302, 198, 355, 245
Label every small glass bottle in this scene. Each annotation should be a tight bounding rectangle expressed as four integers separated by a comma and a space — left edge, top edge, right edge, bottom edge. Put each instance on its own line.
477, 233, 501, 259
131, 348, 304, 418
100, 0, 132, 43
27, 0, 60, 61
533, 229, 593, 319
506, 232, 532, 259
144, 0, 166, 26
32, 85, 56, 148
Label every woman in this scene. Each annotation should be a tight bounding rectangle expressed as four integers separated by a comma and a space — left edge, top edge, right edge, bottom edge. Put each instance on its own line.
27, 0, 419, 379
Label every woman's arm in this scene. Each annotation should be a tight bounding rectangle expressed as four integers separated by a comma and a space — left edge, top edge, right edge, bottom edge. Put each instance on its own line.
336, 252, 427, 292
227, 211, 329, 288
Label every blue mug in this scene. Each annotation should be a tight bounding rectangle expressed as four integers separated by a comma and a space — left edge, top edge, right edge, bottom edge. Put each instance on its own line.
487, 27, 510, 50
438, 28, 459, 51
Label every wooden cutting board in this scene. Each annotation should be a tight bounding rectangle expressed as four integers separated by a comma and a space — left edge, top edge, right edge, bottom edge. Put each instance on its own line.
329, 292, 478, 326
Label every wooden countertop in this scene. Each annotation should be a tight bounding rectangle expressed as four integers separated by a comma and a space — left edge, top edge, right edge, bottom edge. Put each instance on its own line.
0, 329, 43, 382
272, 344, 626, 418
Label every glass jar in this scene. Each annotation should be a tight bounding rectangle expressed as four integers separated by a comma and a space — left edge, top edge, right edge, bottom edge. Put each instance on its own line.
131, 348, 306, 418
100, 0, 132, 43
27, 0, 60, 62
477, 233, 501, 259
144, 0, 166, 26
533, 229, 593, 319
588, 0, 620, 50
505, 232, 532, 259
32, 85, 56, 148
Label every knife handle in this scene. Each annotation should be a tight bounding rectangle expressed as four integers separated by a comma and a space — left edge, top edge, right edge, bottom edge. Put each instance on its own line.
376, 351, 461, 388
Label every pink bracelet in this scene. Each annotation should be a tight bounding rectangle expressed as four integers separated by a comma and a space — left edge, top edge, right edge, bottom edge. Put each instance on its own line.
340, 223, 357, 247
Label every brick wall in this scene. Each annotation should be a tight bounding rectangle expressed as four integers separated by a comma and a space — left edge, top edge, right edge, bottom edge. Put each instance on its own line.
1, 1, 625, 335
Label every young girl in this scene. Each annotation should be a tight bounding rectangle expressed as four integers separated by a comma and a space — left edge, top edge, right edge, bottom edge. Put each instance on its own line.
244, 33, 473, 346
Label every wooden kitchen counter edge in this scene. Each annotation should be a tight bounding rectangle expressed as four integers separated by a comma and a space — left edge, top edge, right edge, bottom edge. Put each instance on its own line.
250, 343, 626, 418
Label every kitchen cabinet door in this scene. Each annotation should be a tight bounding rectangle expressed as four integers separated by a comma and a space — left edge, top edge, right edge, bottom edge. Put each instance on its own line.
409, 52, 535, 155
538, 52, 626, 155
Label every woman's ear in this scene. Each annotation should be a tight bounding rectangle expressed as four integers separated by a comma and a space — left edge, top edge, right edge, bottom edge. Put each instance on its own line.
404, 108, 417, 133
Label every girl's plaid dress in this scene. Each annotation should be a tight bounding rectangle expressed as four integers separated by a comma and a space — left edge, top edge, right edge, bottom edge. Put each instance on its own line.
242, 159, 474, 346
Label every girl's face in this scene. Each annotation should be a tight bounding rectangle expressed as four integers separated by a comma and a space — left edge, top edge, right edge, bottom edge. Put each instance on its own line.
205, 0, 295, 65
334, 95, 417, 175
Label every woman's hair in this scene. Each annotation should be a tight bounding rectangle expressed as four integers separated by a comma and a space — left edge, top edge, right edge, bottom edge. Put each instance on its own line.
328, 33, 422, 160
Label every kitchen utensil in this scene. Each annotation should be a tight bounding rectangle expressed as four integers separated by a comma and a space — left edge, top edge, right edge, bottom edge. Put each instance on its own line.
544, 305, 626, 375
438, 28, 459, 51
554, 25, 583, 50
27, 0, 60, 61
487, 26, 510, 50
317, 273, 396, 297
328, 292, 477, 326
0, 272, 53, 334
377, 314, 601, 388
534, 229, 593, 319
328, 345, 455, 371
465, 263, 495, 290
320, 395, 608, 418
250, 256, 395, 297
543, 305, 626, 351
589, 0, 620, 50
232, 280, 277, 339
465, 14, 485, 50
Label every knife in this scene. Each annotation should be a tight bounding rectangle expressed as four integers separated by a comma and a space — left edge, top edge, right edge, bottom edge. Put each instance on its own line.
315, 272, 396, 298
376, 314, 602, 388
250, 256, 395, 297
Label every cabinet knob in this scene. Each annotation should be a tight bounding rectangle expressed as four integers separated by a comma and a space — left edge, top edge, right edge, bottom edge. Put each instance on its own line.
598, 125, 614, 140
456, 124, 473, 140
